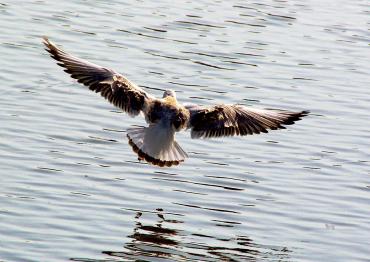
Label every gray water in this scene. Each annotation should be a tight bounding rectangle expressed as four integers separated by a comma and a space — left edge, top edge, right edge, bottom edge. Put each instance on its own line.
1, 0, 369, 261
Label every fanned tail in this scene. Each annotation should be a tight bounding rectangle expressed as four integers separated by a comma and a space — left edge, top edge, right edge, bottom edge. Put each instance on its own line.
127, 125, 188, 167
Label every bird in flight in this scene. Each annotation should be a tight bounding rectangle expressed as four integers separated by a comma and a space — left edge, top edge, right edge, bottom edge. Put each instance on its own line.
43, 37, 308, 167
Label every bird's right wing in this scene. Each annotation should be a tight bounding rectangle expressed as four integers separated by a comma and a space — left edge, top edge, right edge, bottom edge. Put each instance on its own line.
186, 104, 309, 139
43, 37, 154, 116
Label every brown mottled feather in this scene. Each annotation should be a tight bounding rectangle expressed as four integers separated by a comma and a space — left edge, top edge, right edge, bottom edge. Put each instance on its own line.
187, 104, 309, 139
42, 37, 151, 116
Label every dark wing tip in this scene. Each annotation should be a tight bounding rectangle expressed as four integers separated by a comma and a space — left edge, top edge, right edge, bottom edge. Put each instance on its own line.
281, 110, 310, 126
42, 36, 64, 62
42, 36, 54, 51
301, 110, 310, 116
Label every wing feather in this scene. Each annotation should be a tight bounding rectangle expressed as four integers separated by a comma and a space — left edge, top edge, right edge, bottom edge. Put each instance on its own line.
43, 37, 153, 116
187, 104, 308, 139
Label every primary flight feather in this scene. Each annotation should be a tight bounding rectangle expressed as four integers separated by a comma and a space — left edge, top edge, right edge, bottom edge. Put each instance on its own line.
43, 37, 309, 167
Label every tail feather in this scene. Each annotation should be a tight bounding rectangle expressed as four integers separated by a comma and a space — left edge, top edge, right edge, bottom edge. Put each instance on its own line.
127, 125, 187, 167
174, 141, 188, 159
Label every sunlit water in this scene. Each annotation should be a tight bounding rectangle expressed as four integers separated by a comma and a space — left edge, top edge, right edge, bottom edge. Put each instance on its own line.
1, 1, 369, 261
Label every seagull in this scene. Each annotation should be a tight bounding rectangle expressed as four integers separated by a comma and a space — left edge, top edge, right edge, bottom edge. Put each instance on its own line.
43, 37, 309, 167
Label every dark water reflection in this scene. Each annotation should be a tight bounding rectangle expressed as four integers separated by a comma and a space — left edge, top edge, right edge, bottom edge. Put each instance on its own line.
72, 209, 290, 262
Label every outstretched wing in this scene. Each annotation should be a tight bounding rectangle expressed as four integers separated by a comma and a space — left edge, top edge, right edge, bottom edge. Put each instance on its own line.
43, 37, 153, 116
186, 104, 309, 139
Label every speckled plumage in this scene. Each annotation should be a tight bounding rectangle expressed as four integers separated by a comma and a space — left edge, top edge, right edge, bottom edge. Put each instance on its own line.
146, 99, 189, 130
43, 37, 309, 167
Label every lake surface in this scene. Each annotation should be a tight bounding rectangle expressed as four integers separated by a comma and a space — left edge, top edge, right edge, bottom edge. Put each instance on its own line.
1, 0, 369, 261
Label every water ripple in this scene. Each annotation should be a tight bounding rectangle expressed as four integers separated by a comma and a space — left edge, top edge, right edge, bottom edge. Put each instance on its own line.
1, 0, 370, 261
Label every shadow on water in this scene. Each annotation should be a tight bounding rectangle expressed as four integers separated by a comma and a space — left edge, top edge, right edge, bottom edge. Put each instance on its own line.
70, 209, 291, 262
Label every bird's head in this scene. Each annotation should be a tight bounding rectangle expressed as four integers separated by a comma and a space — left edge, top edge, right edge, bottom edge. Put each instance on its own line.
163, 89, 176, 99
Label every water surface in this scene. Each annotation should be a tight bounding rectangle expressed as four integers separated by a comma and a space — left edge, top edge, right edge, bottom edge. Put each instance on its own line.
1, 0, 370, 261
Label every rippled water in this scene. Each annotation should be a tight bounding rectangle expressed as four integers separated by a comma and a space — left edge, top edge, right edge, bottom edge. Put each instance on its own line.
1, 0, 370, 261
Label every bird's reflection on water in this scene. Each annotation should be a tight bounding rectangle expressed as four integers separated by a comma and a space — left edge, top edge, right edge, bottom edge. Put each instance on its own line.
71, 208, 291, 261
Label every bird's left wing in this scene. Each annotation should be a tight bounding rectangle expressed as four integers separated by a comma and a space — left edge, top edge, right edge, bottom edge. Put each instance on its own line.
43, 37, 154, 116
186, 104, 309, 139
